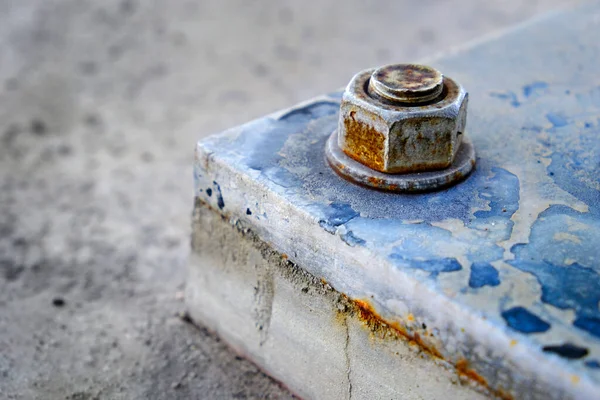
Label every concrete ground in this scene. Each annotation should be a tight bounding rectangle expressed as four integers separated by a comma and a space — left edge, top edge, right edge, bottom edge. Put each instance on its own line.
0, 1, 568, 399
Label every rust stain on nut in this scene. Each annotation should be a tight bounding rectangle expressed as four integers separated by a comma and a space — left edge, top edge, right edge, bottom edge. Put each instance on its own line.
342, 111, 386, 171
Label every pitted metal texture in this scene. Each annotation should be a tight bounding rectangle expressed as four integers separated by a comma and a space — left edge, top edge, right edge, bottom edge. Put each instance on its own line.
369, 64, 444, 104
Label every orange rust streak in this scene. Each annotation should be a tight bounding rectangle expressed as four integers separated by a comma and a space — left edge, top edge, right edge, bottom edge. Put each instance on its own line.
351, 299, 442, 359
349, 298, 514, 400
496, 389, 515, 400
367, 176, 384, 187
456, 359, 488, 388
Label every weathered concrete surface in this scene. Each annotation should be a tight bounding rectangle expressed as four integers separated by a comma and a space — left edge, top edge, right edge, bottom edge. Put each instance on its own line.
0, 0, 568, 398
189, 202, 490, 399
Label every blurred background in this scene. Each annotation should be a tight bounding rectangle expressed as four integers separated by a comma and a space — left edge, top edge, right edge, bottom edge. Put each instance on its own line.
0, 1, 569, 398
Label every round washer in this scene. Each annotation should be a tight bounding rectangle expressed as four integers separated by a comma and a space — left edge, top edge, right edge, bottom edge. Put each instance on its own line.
325, 130, 476, 193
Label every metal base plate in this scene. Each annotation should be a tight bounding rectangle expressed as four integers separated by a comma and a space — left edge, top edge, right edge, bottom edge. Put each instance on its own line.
325, 130, 476, 192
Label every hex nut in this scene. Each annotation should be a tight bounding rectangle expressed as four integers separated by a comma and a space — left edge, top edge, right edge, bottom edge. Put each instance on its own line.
337, 64, 468, 174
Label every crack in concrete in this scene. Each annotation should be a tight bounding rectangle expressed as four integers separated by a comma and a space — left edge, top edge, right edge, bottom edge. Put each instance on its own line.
344, 316, 353, 400
252, 253, 274, 346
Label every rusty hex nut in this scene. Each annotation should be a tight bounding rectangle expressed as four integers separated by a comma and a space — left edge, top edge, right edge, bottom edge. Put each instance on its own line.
337, 64, 468, 174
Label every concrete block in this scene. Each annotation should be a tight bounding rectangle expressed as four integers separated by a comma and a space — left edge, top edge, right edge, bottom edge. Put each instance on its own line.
188, 204, 487, 399
188, 5, 600, 399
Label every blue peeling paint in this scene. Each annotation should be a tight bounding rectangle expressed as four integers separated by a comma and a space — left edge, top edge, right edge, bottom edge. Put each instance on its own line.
522, 125, 543, 133
586, 360, 600, 369
490, 81, 550, 107
239, 101, 338, 173
546, 113, 568, 128
490, 91, 521, 107
542, 343, 589, 360
318, 202, 360, 233
509, 258, 600, 320
263, 167, 303, 188
389, 254, 462, 278
509, 201, 600, 339
213, 181, 225, 210
469, 263, 500, 288
548, 151, 600, 212
501, 307, 551, 334
545, 117, 600, 212
469, 167, 519, 241
341, 231, 366, 247
523, 81, 548, 98
467, 245, 505, 265
574, 317, 600, 339
472, 167, 520, 220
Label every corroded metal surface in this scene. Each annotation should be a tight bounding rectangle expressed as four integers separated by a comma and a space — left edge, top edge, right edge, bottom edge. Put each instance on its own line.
192, 5, 600, 400
336, 66, 468, 175
369, 64, 444, 103
326, 129, 475, 192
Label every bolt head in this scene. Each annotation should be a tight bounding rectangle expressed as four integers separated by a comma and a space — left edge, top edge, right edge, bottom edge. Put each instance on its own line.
337, 65, 468, 174
369, 64, 444, 104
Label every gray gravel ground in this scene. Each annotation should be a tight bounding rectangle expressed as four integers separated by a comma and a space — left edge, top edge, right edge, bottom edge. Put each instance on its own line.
0, 1, 569, 399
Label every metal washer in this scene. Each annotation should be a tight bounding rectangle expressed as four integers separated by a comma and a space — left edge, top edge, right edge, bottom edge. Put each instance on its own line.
325, 130, 476, 193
